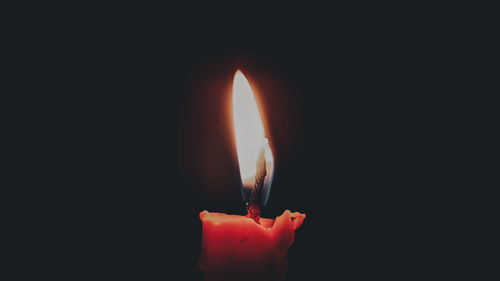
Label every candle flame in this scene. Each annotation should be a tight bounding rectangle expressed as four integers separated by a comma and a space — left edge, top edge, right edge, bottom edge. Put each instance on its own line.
232, 71, 274, 203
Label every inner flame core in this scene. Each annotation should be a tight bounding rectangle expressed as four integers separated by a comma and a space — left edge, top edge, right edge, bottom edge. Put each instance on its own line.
232, 71, 273, 186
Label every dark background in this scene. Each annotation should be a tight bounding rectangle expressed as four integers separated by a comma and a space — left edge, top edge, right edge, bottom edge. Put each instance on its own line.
21, 5, 485, 280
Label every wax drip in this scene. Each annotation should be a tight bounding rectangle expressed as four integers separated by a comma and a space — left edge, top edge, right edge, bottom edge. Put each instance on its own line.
246, 148, 266, 223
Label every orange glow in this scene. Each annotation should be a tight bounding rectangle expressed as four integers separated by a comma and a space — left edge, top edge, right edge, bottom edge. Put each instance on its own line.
232, 71, 274, 186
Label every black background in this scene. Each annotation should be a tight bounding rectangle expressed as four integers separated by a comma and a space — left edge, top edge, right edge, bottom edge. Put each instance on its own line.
20, 5, 484, 280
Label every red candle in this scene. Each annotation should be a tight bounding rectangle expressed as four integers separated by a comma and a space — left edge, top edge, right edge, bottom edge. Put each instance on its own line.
199, 210, 305, 281
198, 71, 306, 281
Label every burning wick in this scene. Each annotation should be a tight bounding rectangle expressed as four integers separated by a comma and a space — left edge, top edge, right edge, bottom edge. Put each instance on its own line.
246, 148, 267, 223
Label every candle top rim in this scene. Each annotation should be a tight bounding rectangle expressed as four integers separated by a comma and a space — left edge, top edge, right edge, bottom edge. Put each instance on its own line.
199, 210, 306, 231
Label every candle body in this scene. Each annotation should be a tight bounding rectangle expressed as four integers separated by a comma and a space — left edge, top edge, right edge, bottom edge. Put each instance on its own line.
199, 210, 305, 281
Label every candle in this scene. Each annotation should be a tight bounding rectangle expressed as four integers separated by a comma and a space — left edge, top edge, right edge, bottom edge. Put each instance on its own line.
199, 210, 305, 281
199, 71, 306, 281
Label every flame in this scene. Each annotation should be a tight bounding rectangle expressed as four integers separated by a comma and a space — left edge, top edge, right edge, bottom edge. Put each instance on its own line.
232, 71, 274, 186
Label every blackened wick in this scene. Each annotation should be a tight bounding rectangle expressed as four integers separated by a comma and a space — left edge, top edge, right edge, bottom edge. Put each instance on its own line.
247, 148, 266, 223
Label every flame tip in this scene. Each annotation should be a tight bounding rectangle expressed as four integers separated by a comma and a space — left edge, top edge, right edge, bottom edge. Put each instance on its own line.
234, 70, 246, 80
